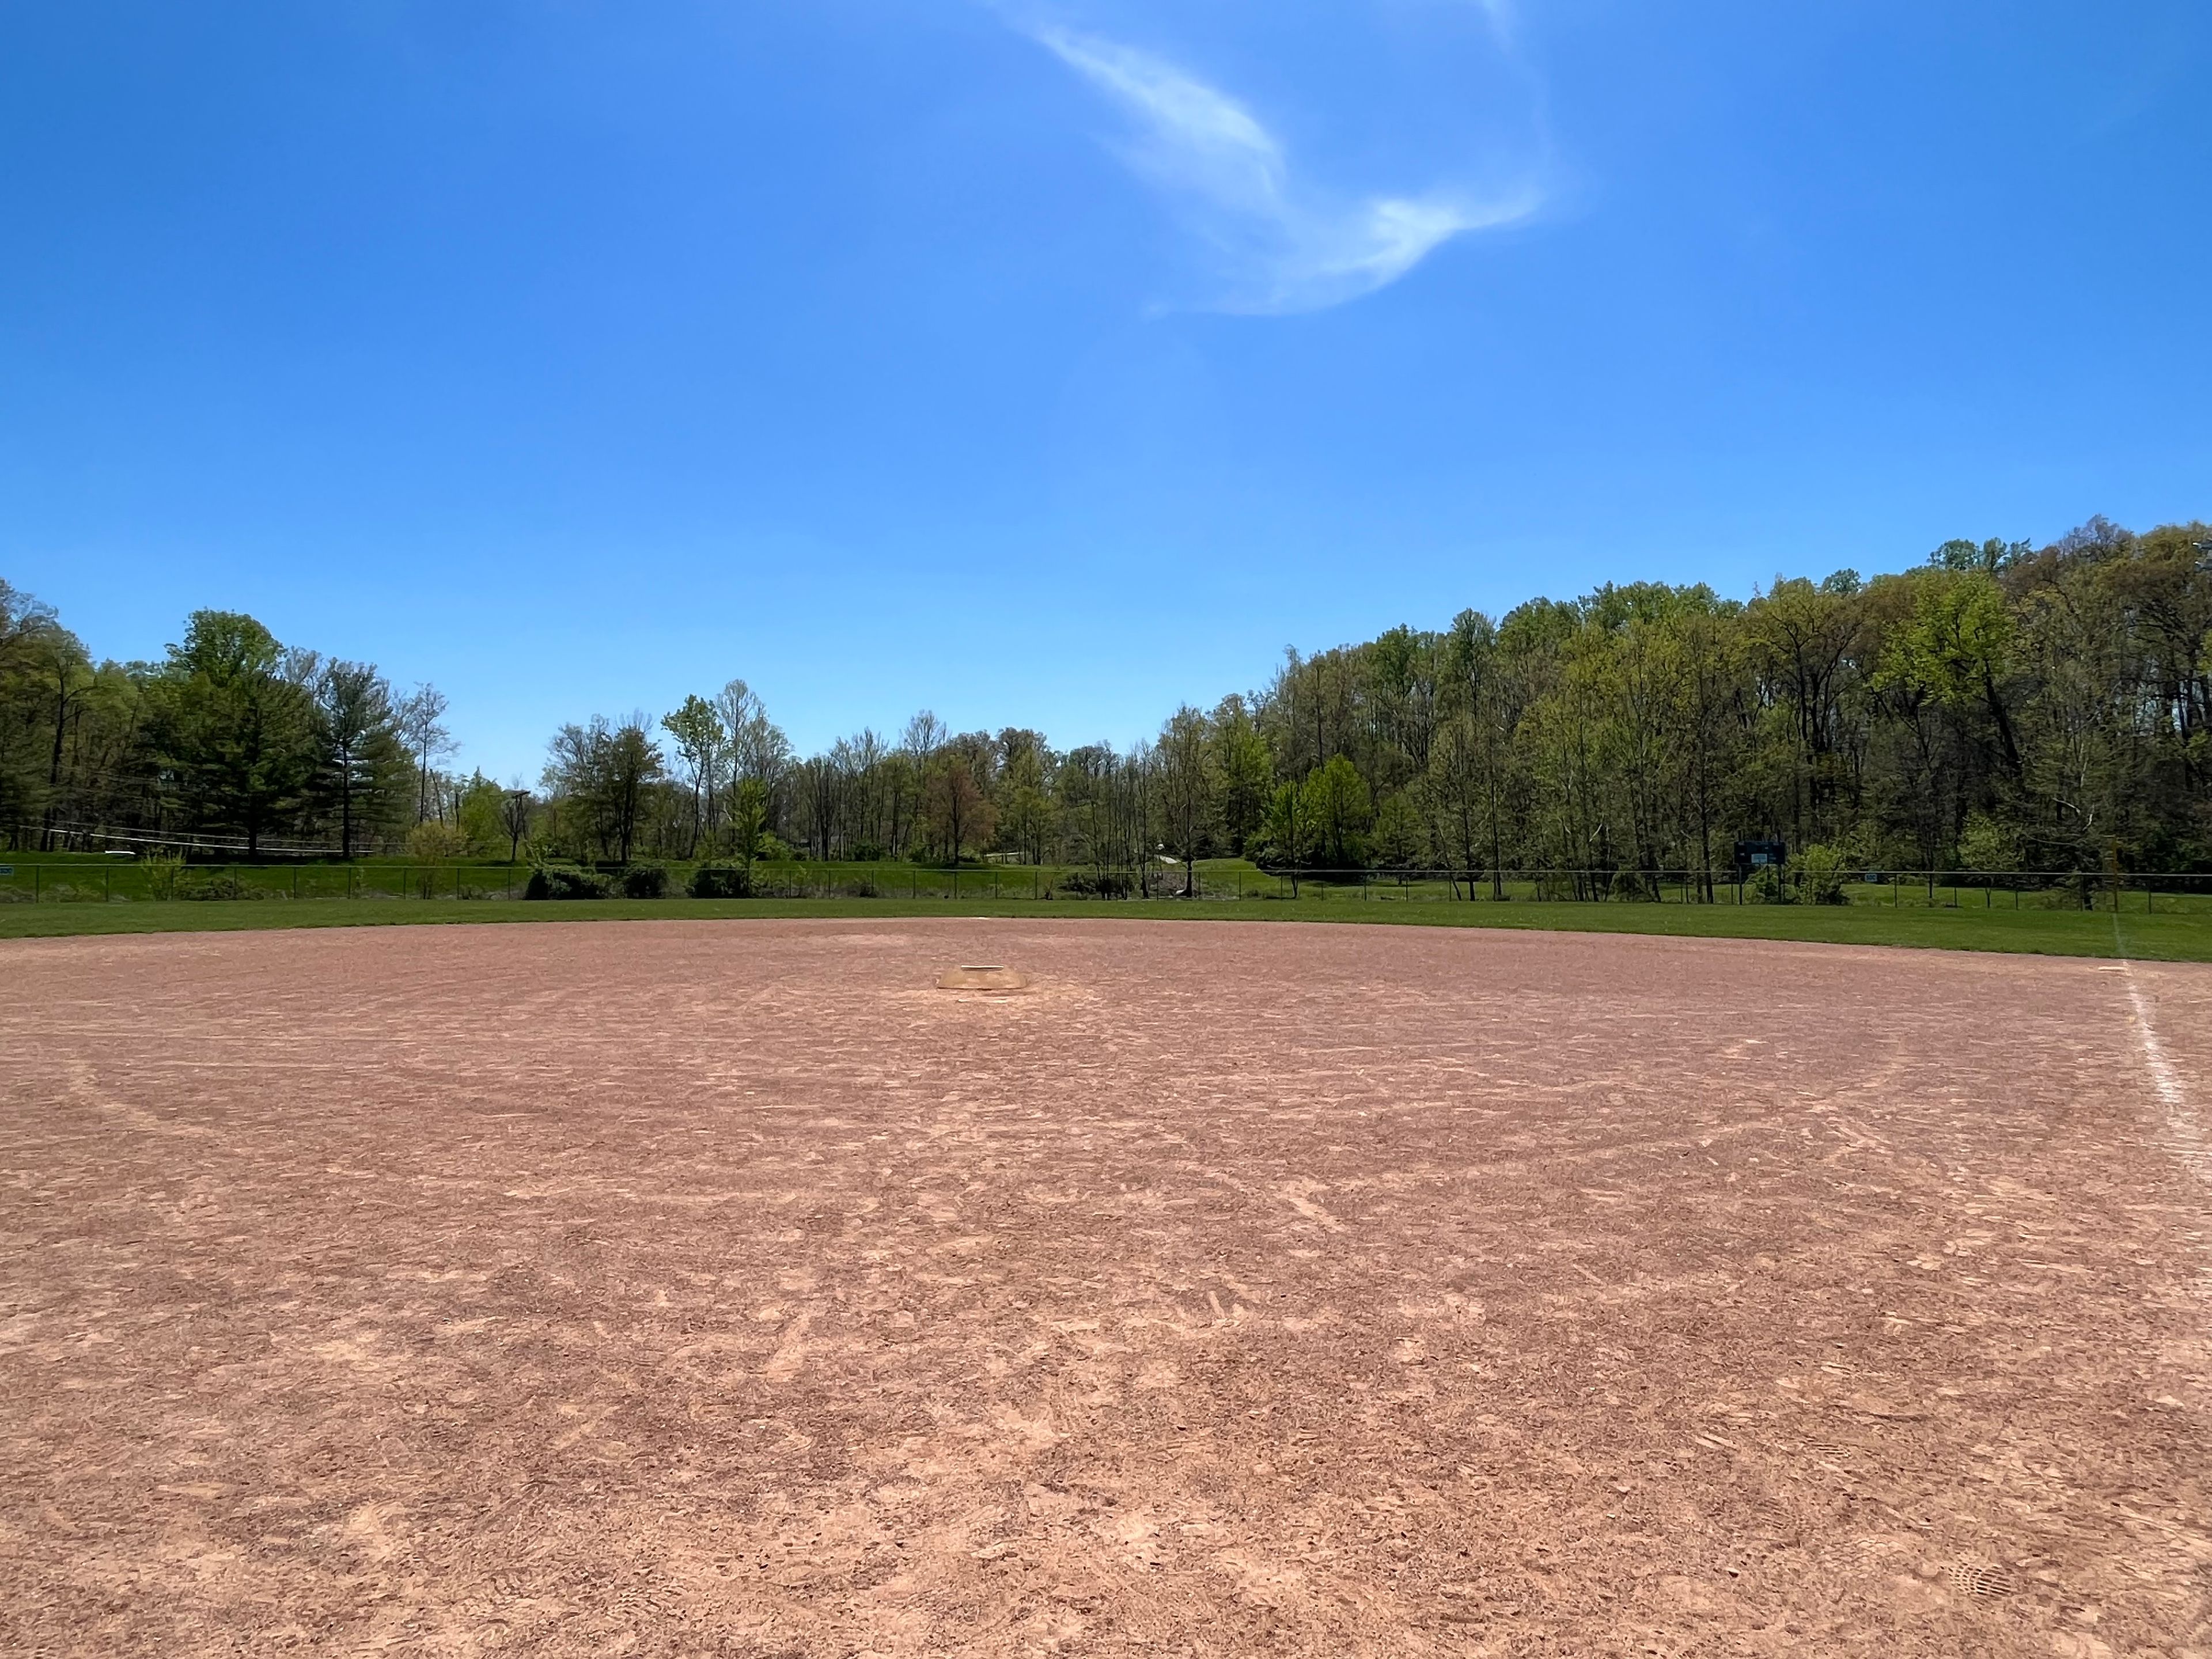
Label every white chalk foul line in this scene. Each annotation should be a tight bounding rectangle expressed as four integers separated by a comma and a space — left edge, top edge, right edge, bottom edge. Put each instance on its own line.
2126, 976, 2187, 1108
2122, 964, 2212, 1223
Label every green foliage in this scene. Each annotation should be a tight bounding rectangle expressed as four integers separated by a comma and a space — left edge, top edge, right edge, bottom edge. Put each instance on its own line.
619, 862, 668, 899
921, 740, 997, 863
1053, 869, 1134, 898
311, 660, 408, 857
1791, 843, 1852, 904
6, 513, 2210, 887
1609, 868, 1660, 902
138, 850, 184, 899
1372, 790, 1427, 869
1156, 704, 1213, 872
660, 694, 726, 855
407, 820, 469, 862
541, 715, 664, 863
524, 867, 611, 900
1211, 695, 1274, 856
1301, 755, 1373, 868
173, 868, 268, 902
728, 777, 770, 871
1256, 780, 1313, 868
145, 611, 319, 856
453, 773, 512, 857
1959, 813, 2022, 872
688, 863, 752, 898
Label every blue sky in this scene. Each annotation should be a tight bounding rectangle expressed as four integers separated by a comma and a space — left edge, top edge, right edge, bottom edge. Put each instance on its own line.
4, 2, 2207, 779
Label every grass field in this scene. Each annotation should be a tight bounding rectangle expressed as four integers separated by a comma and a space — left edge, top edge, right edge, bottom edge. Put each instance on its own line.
2, 885, 2209, 960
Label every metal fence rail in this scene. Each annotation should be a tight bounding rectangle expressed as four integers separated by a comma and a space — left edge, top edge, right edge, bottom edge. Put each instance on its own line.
2, 859, 2208, 911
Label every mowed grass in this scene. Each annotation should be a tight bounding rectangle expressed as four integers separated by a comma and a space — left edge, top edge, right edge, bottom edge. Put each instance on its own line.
1, 889, 2203, 961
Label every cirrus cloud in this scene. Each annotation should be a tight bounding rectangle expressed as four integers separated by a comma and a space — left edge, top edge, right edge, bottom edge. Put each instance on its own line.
1021, 20, 1541, 315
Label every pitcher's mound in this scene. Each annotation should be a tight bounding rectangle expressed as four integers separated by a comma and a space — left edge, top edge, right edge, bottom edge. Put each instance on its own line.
936, 964, 1028, 991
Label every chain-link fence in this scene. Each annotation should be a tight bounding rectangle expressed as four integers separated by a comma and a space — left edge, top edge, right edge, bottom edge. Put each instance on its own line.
3, 858, 2209, 912
0, 861, 531, 905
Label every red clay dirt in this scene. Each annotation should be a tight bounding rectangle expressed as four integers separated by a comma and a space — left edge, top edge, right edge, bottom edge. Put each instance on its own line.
3, 918, 2210, 1657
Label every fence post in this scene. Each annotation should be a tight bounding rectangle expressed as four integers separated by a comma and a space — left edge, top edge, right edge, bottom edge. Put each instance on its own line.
32, 865, 38, 903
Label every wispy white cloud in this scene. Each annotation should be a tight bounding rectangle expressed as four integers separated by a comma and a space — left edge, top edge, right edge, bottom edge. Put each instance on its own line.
1021, 21, 1539, 314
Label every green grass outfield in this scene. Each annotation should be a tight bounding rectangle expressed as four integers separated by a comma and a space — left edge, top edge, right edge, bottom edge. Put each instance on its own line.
0, 891, 2202, 961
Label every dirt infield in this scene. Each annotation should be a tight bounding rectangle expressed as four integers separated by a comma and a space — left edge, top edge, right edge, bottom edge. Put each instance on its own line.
3, 919, 2209, 1657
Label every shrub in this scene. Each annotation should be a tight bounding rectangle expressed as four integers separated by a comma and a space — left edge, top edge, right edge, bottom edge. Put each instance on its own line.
1791, 843, 1851, 905
174, 869, 268, 902
407, 820, 471, 862
524, 867, 611, 900
142, 852, 184, 900
1054, 869, 1134, 899
688, 863, 752, 899
620, 863, 668, 899
1747, 864, 1793, 904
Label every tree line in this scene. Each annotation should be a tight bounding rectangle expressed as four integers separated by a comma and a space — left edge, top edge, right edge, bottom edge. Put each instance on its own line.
6, 515, 2207, 882
0, 597, 488, 860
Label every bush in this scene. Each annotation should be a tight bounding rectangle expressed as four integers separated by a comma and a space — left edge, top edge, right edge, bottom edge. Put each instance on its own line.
1747, 864, 1793, 904
174, 869, 274, 902
620, 863, 668, 899
407, 820, 471, 862
1054, 869, 1134, 899
689, 863, 752, 899
1791, 843, 1851, 905
525, 867, 611, 900
142, 853, 184, 899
